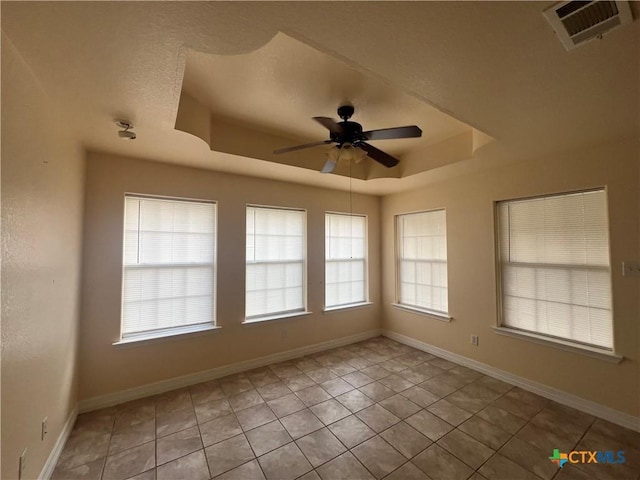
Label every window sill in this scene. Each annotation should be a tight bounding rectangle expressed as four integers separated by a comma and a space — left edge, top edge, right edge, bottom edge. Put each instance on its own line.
323, 302, 373, 314
243, 311, 312, 325
392, 304, 452, 322
113, 324, 221, 348
493, 327, 623, 363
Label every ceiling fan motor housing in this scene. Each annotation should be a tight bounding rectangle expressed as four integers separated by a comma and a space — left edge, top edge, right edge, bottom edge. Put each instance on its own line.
331, 121, 364, 146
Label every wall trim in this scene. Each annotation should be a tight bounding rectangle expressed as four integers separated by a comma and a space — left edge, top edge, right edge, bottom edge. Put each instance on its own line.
383, 330, 640, 432
79, 329, 382, 413
39, 404, 78, 480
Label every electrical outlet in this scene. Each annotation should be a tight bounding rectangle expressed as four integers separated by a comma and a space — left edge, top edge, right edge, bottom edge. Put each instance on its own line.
19, 448, 27, 480
42, 417, 48, 440
622, 261, 640, 277
471, 335, 479, 346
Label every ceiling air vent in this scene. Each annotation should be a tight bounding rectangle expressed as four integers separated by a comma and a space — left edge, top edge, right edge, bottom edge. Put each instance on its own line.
543, 0, 633, 50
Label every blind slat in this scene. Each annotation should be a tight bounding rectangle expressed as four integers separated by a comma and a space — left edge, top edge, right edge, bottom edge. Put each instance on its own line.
498, 190, 613, 350
122, 196, 216, 337
246, 206, 306, 318
397, 210, 448, 313
325, 213, 367, 308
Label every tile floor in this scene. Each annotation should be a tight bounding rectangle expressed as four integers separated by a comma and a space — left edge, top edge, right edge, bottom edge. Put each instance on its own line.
52, 337, 640, 480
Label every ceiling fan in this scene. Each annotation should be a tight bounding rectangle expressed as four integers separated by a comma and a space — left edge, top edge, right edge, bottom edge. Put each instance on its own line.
273, 105, 422, 173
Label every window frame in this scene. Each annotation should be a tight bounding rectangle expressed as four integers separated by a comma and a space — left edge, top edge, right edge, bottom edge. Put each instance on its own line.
324, 211, 369, 311
116, 193, 219, 345
494, 187, 620, 360
394, 208, 450, 319
244, 204, 308, 323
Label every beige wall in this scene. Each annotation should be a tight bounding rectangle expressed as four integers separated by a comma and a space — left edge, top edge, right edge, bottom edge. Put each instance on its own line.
79, 153, 381, 401
1, 35, 85, 479
381, 137, 640, 416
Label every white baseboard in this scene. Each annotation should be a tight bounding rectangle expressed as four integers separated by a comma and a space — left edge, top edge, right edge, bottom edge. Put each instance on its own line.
383, 330, 640, 433
39, 404, 78, 479
79, 329, 381, 413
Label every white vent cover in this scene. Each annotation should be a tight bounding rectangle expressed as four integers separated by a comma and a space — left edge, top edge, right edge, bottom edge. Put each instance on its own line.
543, 1, 633, 50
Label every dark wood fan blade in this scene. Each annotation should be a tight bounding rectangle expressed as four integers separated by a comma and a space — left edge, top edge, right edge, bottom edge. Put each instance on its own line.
362, 125, 422, 141
357, 142, 400, 168
273, 139, 332, 154
313, 117, 344, 134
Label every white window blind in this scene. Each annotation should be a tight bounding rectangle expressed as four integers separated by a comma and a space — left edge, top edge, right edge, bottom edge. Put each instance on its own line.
397, 210, 448, 314
246, 206, 306, 319
497, 189, 613, 350
122, 196, 216, 339
325, 213, 367, 308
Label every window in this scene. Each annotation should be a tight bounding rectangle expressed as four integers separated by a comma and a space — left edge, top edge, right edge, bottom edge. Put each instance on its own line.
246, 206, 306, 320
325, 213, 367, 308
396, 210, 448, 315
497, 189, 613, 350
121, 195, 217, 341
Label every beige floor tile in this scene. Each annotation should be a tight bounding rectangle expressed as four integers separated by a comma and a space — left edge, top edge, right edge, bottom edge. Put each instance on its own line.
156, 406, 197, 438
328, 415, 375, 448
379, 374, 415, 393
476, 405, 527, 434
270, 363, 304, 379
492, 395, 543, 420
588, 418, 639, 448
190, 380, 225, 405
257, 381, 292, 401
530, 408, 591, 443
51, 458, 104, 480
69, 410, 115, 440
295, 385, 332, 407
199, 413, 243, 447
446, 389, 491, 413
306, 368, 338, 384
258, 442, 312, 480
280, 409, 324, 439
516, 422, 577, 453
356, 404, 401, 433
384, 461, 431, 480
127, 469, 156, 480
267, 393, 306, 418
335, 389, 375, 413
194, 398, 232, 424
503, 387, 549, 409
283, 374, 316, 392
205, 433, 255, 477
220, 376, 254, 397
472, 376, 514, 395
427, 399, 473, 426
156, 449, 209, 480
310, 399, 351, 425
246, 369, 281, 389
405, 410, 453, 441
458, 415, 511, 450
156, 425, 202, 466
245, 420, 293, 456
554, 464, 598, 480
478, 453, 540, 480
358, 382, 395, 402
320, 377, 354, 397
293, 357, 323, 373
379, 394, 422, 419
316, 452, 375, 480
380, 359, 407, 373
360, 365, 392, 381
418, 378, 459, 398
342, 371, 375, 388
108, 419, 155, 455
329, 362, 357, 376
429, 358, 458, 370
500, 436, 559, 479
437, 429, 495, 469
155, 389, 192, 417
296, 427, 346, 467
400, 386, 440, 408
448, 366, 483, 383
235, 403, 277, 431
412, 444, 474, 480
298, 470, 322, 480
229, 389, 265, 412
214, 459, 266, 480
56, 432, 110, 471
379, 421, 431, 459
352, 435, 405, 479
114, 399, 155, 432
102, 441, 155, 480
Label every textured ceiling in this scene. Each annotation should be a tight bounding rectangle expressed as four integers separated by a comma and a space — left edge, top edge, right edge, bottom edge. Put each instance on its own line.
2, 2, 638, 194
